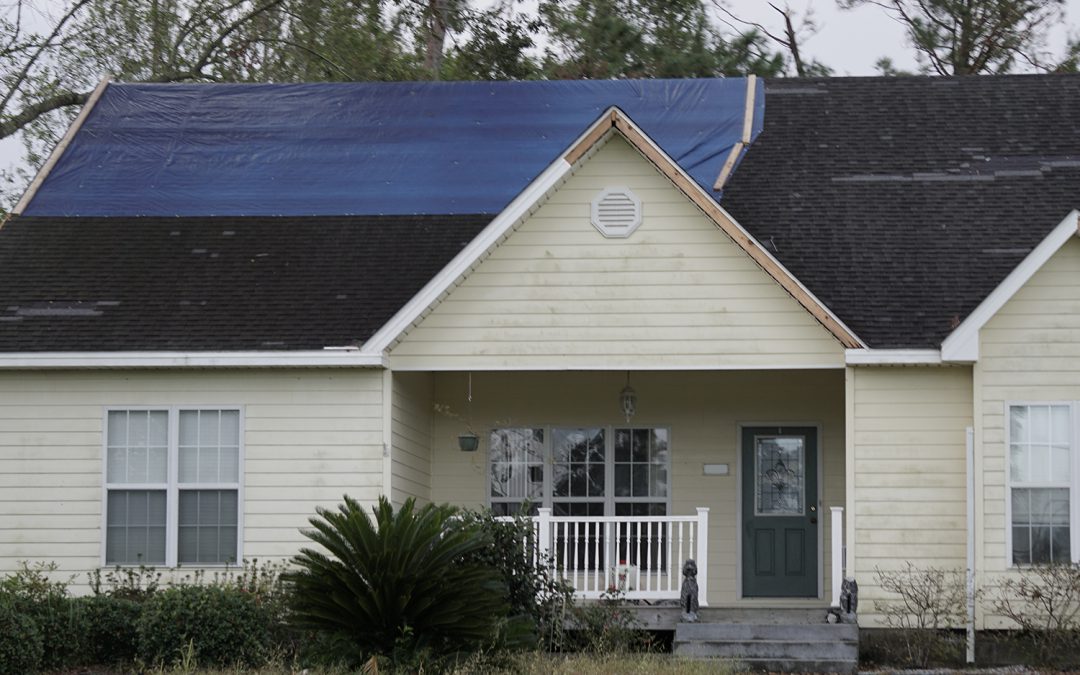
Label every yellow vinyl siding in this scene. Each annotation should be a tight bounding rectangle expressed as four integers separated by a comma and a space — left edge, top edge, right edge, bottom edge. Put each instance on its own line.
0, 369, 384, 591
391, 372, 434, 506
848, 365, 972, 627
977, 236, 1080, 628
428, 369, 845, 607
390, 136, 844, 371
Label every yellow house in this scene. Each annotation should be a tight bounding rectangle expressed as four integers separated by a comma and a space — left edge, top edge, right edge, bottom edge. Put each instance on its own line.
1, 75, 1079, 654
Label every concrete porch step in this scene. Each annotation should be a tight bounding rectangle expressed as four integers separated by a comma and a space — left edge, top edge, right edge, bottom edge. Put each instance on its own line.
673, 622, 858, 673
632, 605, 833, 629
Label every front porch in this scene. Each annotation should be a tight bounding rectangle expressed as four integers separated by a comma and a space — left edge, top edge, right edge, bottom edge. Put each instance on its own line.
507, 505, 847, 607
391, 369, 847, 607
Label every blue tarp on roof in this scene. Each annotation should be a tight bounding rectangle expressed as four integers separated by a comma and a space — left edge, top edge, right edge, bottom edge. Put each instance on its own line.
24, 78, 763, 217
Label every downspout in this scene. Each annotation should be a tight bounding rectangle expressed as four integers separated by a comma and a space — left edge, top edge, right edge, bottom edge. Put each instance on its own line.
966, 425, 976, 663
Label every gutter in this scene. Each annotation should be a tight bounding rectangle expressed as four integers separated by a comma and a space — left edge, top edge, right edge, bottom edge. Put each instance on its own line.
0, 349, 388, 369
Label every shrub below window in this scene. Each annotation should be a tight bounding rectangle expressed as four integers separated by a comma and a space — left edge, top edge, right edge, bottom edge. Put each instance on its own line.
0, 562, 85, 671
76, 594, 142, 666
0, 593, 44, 675
136, 584, 279, 668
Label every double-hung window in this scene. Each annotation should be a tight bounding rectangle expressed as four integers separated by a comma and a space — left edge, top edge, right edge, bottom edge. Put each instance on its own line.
1008, 403, 1073, 565
105, 408, 242, 566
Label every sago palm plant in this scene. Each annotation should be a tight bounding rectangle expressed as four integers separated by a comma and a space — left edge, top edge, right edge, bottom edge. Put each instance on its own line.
287, 496, 510, 664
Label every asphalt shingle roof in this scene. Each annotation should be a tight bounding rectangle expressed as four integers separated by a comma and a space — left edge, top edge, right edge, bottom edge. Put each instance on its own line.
0, 215, 489, 351
2, 75, 1078, 352
722, 74, 1080, 348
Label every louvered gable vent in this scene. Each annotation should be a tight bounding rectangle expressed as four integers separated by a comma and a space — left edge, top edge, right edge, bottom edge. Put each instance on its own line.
591, 186, 642, 238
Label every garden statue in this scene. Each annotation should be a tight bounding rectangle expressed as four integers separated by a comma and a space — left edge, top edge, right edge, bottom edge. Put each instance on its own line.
840, 576, 858, 622
680, 558, 699, 622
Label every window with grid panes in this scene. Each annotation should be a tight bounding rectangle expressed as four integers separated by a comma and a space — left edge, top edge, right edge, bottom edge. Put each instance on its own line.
1009, 404, 1072, 565
105, 408, 241, 566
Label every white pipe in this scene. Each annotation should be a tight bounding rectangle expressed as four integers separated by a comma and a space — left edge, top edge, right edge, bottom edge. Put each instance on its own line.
966, 425, 976, 663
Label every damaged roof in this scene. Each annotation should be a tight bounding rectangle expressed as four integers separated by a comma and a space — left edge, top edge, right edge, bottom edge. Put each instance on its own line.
0, 74, 1078, 352
0, 215, 488, 351
722, 74, 1080, 348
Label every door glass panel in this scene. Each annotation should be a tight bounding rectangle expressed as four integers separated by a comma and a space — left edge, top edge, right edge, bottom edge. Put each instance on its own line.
755, 435, 805, 515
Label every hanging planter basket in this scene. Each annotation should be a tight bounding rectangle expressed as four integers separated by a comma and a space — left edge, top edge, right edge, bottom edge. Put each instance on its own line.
458, 433, 480, 452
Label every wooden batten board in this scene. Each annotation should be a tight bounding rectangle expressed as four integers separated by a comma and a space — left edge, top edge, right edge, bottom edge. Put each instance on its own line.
713, 74, 756, 190
563, 109, 864, 350
11, 75, 111, 218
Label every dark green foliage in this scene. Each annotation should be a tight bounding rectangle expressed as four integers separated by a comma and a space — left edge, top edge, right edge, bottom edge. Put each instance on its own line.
540, 0, 784, 78
0, 592, 44, 675
287, 496, 511, 666
0, 562, 85, 671
136, 584, 277, 668
458, 508, 574, 649
75, 595, 142, 665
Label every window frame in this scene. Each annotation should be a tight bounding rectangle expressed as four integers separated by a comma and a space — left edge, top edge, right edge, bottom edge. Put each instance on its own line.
101, 406, 245, 568
485, 423, 672, 518
1005, 401, 1079, 567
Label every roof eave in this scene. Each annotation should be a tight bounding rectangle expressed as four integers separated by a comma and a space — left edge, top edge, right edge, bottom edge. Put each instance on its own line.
941, 209, 1080, 363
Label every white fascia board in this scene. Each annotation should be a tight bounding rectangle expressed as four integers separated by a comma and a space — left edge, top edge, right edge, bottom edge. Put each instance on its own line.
845, 349, 943, 365
0, 350, 388, 369
360, 112, 618, 355
613, 111, 868, 350
941, 209, 1080, 363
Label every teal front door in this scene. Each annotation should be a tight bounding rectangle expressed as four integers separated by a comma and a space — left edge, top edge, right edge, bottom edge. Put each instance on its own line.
741, 427, 818, 598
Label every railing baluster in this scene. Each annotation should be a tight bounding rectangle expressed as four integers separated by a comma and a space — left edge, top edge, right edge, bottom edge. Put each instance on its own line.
635, 521, 642, 592
666, 521, 672, 592
596, 520, 604, 587
645, 521, 653, 592
565, 520, 574, 583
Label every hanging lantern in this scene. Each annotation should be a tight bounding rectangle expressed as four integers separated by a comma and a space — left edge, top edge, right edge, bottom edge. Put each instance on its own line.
620, 372, 637, 422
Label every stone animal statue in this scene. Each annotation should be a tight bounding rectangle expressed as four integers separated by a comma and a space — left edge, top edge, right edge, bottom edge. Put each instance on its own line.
840, 576, 859, 616
680, 558, 699, 622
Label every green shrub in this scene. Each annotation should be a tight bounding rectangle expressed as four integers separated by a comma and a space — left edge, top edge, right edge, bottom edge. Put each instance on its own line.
458, 508, 574, 649
0, 562, 85, 671
0, 592, 44, 675
287, 496, 513, 667
136, 584, 276, 668
75, 594, 142, 665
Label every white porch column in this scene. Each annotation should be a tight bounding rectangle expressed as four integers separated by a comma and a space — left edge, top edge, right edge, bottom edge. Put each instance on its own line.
830, 506, 844, 606
695, 507, 709, 607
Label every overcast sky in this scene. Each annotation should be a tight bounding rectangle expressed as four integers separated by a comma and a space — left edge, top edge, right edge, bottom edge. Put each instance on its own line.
3, 0, 1079, 186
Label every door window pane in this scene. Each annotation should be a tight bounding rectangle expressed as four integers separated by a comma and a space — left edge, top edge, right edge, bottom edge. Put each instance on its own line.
552, 428, 605, 499
614, 428, 668, 498
755, 436, 805, 515
490, 428, 544, 513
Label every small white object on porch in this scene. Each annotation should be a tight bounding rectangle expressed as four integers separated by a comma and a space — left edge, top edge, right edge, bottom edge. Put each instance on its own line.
514, 507, 710, 603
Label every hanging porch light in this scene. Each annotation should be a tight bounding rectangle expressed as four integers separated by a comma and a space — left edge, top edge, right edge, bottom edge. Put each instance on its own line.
620, 372, 637, 423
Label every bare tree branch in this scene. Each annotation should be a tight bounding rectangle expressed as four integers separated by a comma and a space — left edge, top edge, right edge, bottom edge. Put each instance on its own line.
0, 0, 92, 116
0, 89, 88, 139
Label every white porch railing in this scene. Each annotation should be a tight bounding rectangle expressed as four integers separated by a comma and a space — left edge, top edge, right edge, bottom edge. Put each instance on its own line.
508, 507, 709, 604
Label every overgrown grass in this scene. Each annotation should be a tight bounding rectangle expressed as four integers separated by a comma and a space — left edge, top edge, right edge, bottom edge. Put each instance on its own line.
50, 653, 738, 675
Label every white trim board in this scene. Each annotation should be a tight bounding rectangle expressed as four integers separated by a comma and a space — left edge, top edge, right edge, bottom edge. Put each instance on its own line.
845, 349, 943, 365
12, 76, 111, 217
0, 350, 387, 369
942, 209, 1080, 363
